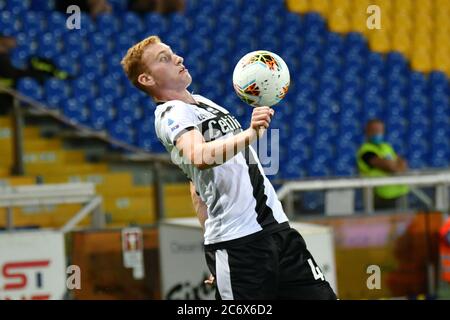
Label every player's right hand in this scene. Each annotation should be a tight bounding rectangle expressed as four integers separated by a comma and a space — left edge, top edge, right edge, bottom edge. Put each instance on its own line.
249, 106, 274, 137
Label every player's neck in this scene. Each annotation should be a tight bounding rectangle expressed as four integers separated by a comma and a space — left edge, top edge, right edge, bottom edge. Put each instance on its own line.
154, 89, 196, 105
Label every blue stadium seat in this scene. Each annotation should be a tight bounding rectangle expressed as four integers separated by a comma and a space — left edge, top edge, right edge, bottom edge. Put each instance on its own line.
44, 78, 69, 108
2, 2, 448, 176
16, 78, 43, 101
30, 0, 54, 11
62, 98, 89, 125
6, 0, 29, 14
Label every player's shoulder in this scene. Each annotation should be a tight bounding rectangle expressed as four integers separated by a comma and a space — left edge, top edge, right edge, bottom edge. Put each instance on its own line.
193, 94, 217, 106
154, 99, 194, 120
193, 94, 230, 113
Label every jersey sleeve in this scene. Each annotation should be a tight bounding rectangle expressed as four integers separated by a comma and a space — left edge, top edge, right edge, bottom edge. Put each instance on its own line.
156, 101, 199, 146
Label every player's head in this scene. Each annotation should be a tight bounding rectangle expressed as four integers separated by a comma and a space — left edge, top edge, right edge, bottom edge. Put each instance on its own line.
121, 35, 191, 99
365, 118, 385, 144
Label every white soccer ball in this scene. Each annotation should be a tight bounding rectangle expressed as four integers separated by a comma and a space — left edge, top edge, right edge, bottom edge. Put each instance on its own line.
232, 50, 290, 107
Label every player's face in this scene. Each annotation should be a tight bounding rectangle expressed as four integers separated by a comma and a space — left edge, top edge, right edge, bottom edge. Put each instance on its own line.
142, 42, 191, 91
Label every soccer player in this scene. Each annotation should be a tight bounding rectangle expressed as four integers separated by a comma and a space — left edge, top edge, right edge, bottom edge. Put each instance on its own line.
121, 35, 337, 300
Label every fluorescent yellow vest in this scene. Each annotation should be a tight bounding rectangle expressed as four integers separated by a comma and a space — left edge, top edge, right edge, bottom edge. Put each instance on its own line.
357, 142, 409, 199
0, 78, 13, 88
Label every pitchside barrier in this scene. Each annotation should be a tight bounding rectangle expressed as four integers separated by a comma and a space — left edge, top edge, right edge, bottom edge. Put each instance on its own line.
276, 170, 449, 299
1, 177, 448, 299
0, 182, 105, 299
277, 169, 450, 216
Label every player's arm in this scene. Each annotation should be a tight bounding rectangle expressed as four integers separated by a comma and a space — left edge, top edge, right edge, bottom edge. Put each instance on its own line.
189, 182, 208, 230
175, 106, 274, 170
189, 182, 216, 286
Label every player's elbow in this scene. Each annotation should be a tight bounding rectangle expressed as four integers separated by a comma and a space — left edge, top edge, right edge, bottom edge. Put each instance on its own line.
189, 151, 213, 170
194, 161, 216, 170
194, 163, 209, 170
189, 147, 218, 170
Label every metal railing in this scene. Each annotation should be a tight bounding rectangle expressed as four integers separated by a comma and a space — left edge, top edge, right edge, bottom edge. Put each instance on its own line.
0, 84, 171, 164
277, 170, 450, 215
0, 182, 104, 232
0, 85, 170, 220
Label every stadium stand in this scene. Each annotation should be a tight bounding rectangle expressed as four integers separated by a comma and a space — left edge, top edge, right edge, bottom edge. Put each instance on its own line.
0, 0, 449, 301
0, 0, 446, 183
0, 112, 195, 228
0, 0, 448, 217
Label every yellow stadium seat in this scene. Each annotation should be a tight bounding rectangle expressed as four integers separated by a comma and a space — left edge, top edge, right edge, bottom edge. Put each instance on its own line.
392, 31, 411, 57
372, 0, 392, 20
329, 9, 350, 33
435, 0, 449, 7
395, 0, 413, 11
24, 127, 41, 139
393, 12, 412, 32
163, 183, 196, 218
25, 163, 109, 176
0, 176, 36, 186
0, 146, 12, 158
331, 0, 351, 11
350, 13, 368, 34
351, 0, 370, 9
309, 0, 329, 16
287, 0, 450, 75
62, 150, 86, 163
104, 196, 156, 225
0, 126, 41, 140
369, 31, 391, 53
433, 50, 450, 70
414, 14, 433, 32
0, 117, 10, 127
44, 172, 134, 188
107, 210, 156, 226
0, 203, 89, 229
411, 49, 432, 73
0, 167, 9, 177
24, 139, 62, 151
104, 196, 153, 211
7, 150, 75, 166
98, 184, 154, 197
350, 0, 370, 34
413, 32, 432, 51
0, 139, 62, 155
286, 0, 309, 14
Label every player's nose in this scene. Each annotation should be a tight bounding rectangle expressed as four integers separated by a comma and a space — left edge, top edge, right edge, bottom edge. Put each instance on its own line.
175, 54, 183, 65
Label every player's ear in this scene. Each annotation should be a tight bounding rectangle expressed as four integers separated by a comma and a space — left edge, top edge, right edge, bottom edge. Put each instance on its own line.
138, 73, 155, 88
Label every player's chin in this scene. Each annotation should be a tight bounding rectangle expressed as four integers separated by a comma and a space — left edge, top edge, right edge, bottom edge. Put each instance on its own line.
183, 72, 192, 86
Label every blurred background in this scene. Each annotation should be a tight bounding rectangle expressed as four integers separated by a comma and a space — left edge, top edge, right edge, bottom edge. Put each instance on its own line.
0, 0, 449, 300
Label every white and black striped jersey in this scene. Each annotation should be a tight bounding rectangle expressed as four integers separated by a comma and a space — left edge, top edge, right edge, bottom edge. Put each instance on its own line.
154, 94, 289, 250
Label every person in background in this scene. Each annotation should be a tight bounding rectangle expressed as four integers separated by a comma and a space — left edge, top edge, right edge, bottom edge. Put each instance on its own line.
56, 0, 112, 18
356, 119, 409, 210
0, 34, 70, 108
0, 35, 69, 87
128, 0, 185, 15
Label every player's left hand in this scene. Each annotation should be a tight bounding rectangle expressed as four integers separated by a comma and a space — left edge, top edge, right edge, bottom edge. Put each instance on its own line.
204, 274, 215, 286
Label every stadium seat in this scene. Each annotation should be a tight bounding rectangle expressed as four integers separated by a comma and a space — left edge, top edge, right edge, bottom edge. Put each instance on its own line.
0, 0, 447, 179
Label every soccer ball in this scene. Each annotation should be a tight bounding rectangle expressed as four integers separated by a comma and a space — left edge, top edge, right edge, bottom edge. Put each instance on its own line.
232, 50, 290, 107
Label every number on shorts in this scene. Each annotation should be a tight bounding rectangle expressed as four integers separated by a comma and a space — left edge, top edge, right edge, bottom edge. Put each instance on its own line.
308, 258, 325, 281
